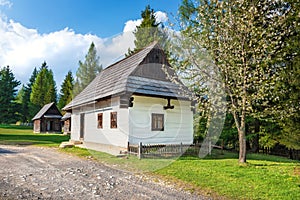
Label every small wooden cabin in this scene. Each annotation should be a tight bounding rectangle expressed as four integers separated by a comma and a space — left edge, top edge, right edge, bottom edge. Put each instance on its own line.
32, 102, 62, 133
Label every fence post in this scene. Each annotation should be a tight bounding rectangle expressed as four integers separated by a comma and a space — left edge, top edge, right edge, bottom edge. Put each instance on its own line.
127, 141, 129, 154
180, 142, 183, 154
138, 142, 142, 159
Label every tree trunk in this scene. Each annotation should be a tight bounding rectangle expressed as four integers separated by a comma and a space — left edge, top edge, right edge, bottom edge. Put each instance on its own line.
238, 128, 247, 163
232, 110, 247, 163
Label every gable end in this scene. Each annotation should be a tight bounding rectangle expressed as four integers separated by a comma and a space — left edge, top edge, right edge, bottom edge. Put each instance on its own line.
131, 48, 173, 81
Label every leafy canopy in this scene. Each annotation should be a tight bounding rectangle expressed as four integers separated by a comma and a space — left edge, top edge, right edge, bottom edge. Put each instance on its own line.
177, 0, 297, 162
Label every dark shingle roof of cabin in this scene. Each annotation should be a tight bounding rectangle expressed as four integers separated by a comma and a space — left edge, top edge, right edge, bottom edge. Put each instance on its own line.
64, 42, 191, 110
32, 102, 62, 120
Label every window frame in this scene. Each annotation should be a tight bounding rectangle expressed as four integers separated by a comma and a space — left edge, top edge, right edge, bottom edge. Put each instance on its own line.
97, 113, 103, 129
110, 112, 117, 129
151, 113, 164, 131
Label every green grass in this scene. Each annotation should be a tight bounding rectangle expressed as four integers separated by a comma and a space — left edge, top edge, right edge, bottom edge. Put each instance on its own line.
0, 124, 69, 147
157, 151, 300, 200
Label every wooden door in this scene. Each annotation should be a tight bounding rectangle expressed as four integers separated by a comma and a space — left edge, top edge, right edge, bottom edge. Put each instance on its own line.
80, 113, 85, 139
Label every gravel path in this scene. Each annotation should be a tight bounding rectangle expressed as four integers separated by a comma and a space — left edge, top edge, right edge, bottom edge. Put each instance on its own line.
0, 145, 210, 200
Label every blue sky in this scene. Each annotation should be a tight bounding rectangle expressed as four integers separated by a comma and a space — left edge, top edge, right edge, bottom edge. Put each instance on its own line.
4, 0, 182, 37
0, 0, 182, 88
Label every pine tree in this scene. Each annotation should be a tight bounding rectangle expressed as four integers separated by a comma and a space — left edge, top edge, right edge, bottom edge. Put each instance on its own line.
73, 42, 102, 96
15, 85, 25, 121
17, 67, 39, 122
44, 69, 57, 103
16, 85, 25, 105
58, 71, 74, 110
30, 62, 57, 110
126, 5, 168, 56
0, 66, 20, 123
26, 67, 39, 121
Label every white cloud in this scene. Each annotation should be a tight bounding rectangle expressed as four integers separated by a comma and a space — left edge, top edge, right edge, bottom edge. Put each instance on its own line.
98, 31, 135, 66
0, 0, 12, 8
123, 19, 142, 32
155, 11, 168, 23
0, 17, 135, 89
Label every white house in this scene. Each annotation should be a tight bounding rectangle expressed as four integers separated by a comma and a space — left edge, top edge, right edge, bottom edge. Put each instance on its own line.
63, 42, 194, 154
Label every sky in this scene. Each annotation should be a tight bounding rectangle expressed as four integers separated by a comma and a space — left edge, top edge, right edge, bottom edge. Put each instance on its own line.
0, 0, 182, 90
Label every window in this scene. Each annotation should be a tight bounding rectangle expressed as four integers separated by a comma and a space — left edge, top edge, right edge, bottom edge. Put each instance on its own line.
97, 113, 103, 129
110, 112, 117, 129
152, 113, 164, 131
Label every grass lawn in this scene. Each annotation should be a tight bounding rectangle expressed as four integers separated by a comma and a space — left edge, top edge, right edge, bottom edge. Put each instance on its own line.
1, 125, 299, 199
157, 152, 300, 200
0, 124, 70, 147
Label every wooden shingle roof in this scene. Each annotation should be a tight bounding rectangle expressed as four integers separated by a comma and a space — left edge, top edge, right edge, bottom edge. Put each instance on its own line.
32, 102, 62, 120
64, 42, 191, 110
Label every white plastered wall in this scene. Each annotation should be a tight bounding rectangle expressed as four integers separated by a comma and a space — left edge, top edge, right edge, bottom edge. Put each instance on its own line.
70, 97, 129, 148
128, 95, 193, 145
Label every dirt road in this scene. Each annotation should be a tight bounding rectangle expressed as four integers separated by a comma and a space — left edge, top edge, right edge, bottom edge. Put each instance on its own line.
0, 145, 209, 200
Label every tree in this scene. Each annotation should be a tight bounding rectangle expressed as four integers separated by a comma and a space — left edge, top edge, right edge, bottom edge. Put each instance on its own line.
26, 67, 39, 121
15, 84, 25, 121
177, 0, 296, 162
58, 71, 74, 110
126, 5, 168, 56
269, 0, 300, 151
16, 85, 25, 105
276, 54, 300, 151
74, 42, 102, 96
30, 62, 57, 110
0, 66, 20, 123
16, 67, 39, 122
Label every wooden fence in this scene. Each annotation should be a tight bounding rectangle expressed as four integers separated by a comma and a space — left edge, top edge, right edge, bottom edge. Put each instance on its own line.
127, 142, 223, 159
128, 142, 300, 160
